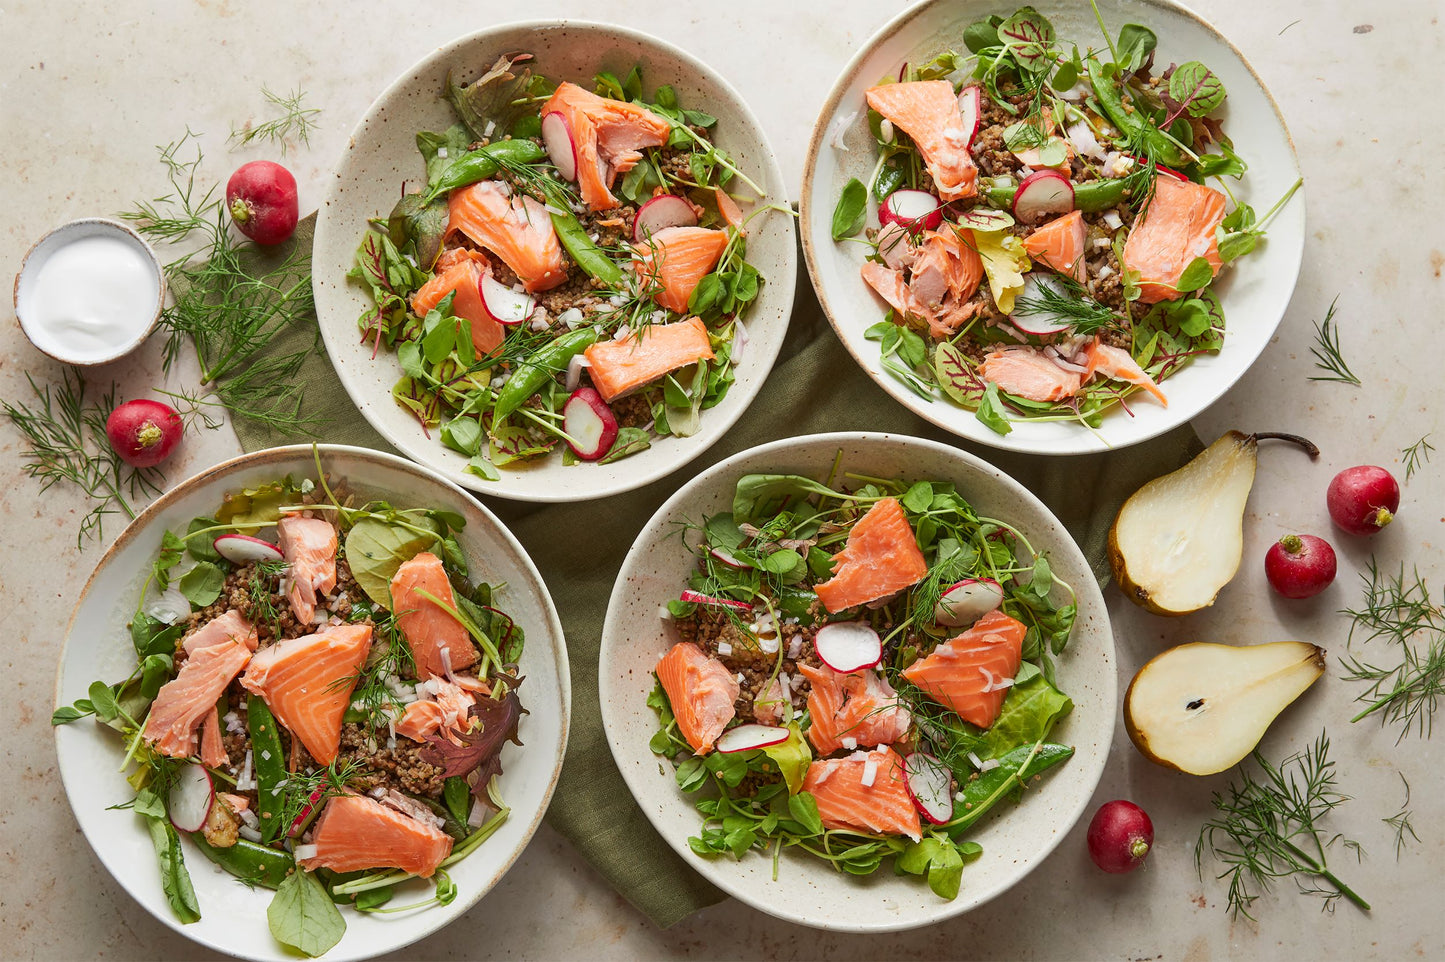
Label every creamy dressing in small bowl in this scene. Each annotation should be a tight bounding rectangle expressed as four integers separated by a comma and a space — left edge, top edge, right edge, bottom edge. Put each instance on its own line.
14, 218, 165, 365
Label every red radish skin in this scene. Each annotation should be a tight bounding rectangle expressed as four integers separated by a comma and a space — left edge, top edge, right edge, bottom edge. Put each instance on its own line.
633, 195, 700, 241
105, 399, 183, 468
957, 87, 982, 148
879, 189, 943, 232
541, 112, 578, 181
1087, 799, 1153, 874
561, 387, 618, 461
1327, 466, 1400, 536
1265, 534, 1337, 599
716, 724, 789, 753
478, 274, 538, 325
287, 788, 325, 837
1012, 170, 1075, 224
678, 589, 754, 614
814, 622, 883, 672
168, 763, 215, 834
902, 751, 954, 824
226, 161, 299, 246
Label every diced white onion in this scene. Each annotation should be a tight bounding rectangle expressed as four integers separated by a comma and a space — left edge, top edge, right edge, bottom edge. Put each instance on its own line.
787, 636, 803, 659
967, 751, 984, 769
717, 642, 733, 657
292, 844, 318, 861
978, 758, 1001, 772
841, 737, 858, 750
829, 109, 858, 151
861, 757, 879, 787
144, 586, 192, 625
437, 147, 449, 159
238, 825, 263, 843
559, 307, 585, 329
468, 802, 489, 829
758, 633, 779, 655
735, 672, 746, 685
1102, 211, 1123, 231
732, 318, 749, 362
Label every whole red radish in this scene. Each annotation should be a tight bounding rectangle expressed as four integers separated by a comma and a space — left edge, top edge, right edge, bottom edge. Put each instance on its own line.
1327, 465, 1400, 536
1087, 799, 1153, 874
105, 398, 182, 468
1265, 534, 1337, 599
226, 161, 299, 245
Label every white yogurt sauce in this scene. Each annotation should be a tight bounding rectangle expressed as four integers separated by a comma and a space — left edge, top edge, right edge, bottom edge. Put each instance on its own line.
19, 232, 160, 363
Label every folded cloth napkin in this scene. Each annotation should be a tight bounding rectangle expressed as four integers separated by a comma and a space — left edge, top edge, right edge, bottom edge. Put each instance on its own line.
208, 214, 1200, 927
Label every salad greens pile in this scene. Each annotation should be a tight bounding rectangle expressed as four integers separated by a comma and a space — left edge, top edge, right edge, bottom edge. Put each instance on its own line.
650, 466, 1078, 898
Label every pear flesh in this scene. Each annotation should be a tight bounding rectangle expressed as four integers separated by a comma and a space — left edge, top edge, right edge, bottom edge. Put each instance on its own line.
1109, 431, 1257, 616
1125, 641, 1326, 776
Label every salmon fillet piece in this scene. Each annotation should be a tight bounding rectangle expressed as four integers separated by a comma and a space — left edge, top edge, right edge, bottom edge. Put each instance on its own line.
799, 663, 912, 754
396, 679, 476, 745
1023, 210, 1087, 283
239, 624, 373, 765
447, 181, 568, 292
298, 793, 453, 878
1085, 339, 1168, 406
182, 609, 259, 656
803, 747, 922, 840
632, 225, 729, 313
583, 316, 715, 402
542, 81, 672, 211
979, 347, 1083, 402
902, 609, 1025, 729
813, 497, 929, 613
865, 81, 978, 201
408, 249, 505, 357
277, 516, 338, 628
143, 625, 254, 760
389, 552, 479, 680
655, 642, 740, 755
1122, 176, 1227, 304
199, 708, 229, 768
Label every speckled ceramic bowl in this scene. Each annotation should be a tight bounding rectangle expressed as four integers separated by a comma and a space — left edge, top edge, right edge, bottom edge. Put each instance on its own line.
53, 445, 569, 962
599, 432, 1115, 932
800, 0, 1303, 456
313, 21, 795, 502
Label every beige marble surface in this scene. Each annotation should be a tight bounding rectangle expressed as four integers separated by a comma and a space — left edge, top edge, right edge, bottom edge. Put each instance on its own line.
4, 0, 1443, 958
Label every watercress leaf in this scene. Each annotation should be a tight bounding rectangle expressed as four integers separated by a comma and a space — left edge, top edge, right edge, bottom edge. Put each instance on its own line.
178, 563, 225, 608
153, 530, 186, 589
465, 454, 501, 482
902, 481, 934, 513
1175, 256, 1216, 294
732, 474, 842, 524
268, 869, 345, 958
1167, 61, 1227, 117
962, 16, 1002, 53
130, 613, 185, 659
186, 518, 221, 563
1222, 203, 1257, 233
1116, 23, 1157, 72
344, 514, 441, 608
897, 326, 928, 368
872, 161, 906, 203
440, 417, 484, 457
927, 841, 965, 900
676, 756, 708, 793
831, 177, 868, 241
146, 815, 202, 925
1217, 231, 1258, 264
1193, 141, 1247, 179
622, 65, 644, 101
88, 681, 121, 723
1051, 60, 1078, 91
353, 887, 393, 911
682, 108, 717, 127
51, 704, 91, 725
140, 653, 174, 700
788, 792, 825, 836
976, 382, 1013, 436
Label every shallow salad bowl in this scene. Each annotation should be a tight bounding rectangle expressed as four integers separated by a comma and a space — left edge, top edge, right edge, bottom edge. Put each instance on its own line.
53, 445, 570, 962
313, 20, 795, 501
799, 0, 1303, 455
598, 432, 1115, 931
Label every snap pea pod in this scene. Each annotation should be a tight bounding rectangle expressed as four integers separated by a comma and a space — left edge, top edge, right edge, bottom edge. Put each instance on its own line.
491, 327, 601, 424
247, 697, 287, 843
192, 835, 295, 890
983, 177, 1131, 213
1085, 59, 1187, 168
425, 140, 546, 200
550, 210, 625, 286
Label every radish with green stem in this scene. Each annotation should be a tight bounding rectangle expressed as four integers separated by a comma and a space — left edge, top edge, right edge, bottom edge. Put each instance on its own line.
1328, 466, 1400, 536
105, 399, 182, 468
1087, 799, 1153, 873
1265, 534, 1336, 599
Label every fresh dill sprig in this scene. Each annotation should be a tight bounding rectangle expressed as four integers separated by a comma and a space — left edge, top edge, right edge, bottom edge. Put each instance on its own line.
1196, 731, 1370, 920
346, 612, 418, 731
1308, 297, 1361, 386
123, 131, 322, 433
1339, 560, 1445, 740
248, 559, 288, 638
1382, 773, 1419, 859
229, 87, 320, 151
1, 369, 164, 547
1401, 434, 1434, 482
1012, 274, 1122, 336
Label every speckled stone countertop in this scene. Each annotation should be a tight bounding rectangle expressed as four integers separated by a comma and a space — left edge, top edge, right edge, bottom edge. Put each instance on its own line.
3, 1, 1442, 958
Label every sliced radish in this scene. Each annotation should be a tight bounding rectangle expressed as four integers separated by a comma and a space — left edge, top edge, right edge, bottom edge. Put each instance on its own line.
287, 787, 325, 838
957, 86, 982, 148
879, 189, 943, 231
478, 274, 538, 326
679, 589, 754, 614
1008, 274, 1075, 337
716, 724, 790, 753
709, 545, 750, 569
903, 751, 954, 824
169, 763, 215, 834
1012, 169, 1075, 224
213, 533, 284, 565
954, 207, 1015, 232
633, 194, 699, 241
814, 622, 883, 672
934, 578, 1005, 627
541, 112, 577, 181
562, 387, 618, 461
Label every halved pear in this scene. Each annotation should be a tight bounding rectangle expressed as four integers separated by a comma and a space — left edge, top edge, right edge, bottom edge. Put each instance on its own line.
1124, 641, 1326, 775
1109, 431, 1258, 615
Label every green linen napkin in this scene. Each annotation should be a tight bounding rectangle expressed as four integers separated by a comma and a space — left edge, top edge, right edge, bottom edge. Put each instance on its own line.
213, 214, 1200, 928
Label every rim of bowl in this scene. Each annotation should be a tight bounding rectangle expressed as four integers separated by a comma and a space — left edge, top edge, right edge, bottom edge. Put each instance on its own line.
797, 0, 1304, 456
52, 442, 571, 962
13, 217, 166, 367
599, 429, 1116, 932
313, 18, 797, 503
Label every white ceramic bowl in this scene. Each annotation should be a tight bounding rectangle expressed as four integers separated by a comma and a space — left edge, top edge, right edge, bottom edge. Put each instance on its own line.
53, 445, 570, 962
313, 21, 796, 502
800, 0, 1304, 455
599, 432, 1115, 932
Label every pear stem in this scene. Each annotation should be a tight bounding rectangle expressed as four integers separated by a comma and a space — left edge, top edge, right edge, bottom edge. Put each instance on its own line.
1251, 432, 1320, 459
